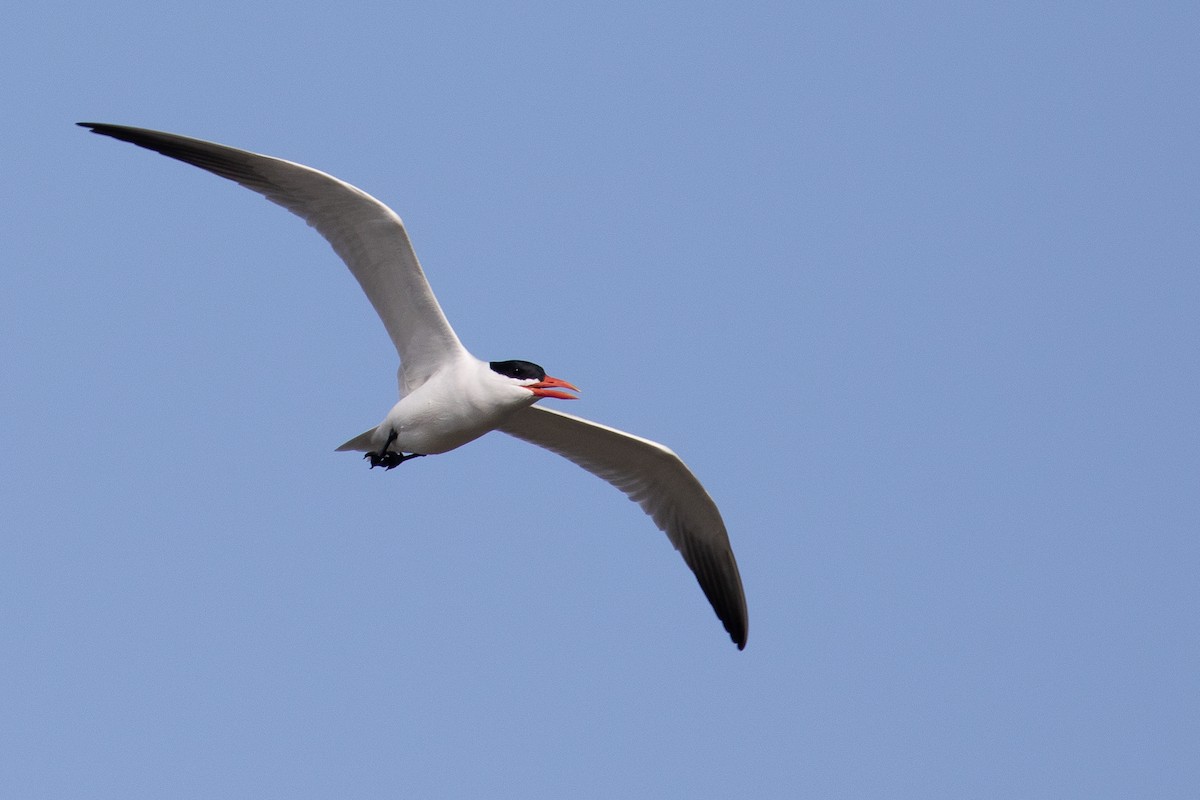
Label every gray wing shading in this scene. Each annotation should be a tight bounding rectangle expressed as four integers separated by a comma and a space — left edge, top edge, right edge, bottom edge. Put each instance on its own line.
79, 122, 467, 393
497, 405, 748, 649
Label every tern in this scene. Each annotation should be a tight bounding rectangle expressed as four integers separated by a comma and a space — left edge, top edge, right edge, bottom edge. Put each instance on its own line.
80, 122, 748, 649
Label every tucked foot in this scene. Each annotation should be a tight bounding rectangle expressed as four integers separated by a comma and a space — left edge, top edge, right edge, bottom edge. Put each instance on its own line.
364, 427, 405, 469
364, 450, 425, 470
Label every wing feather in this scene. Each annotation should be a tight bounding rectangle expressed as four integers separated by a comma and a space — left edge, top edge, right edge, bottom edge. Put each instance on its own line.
498, 405, 748, 649
79, 122, 466, 392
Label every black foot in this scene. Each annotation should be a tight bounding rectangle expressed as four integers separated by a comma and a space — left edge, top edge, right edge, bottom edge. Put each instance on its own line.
365, 427, 405, 470
364, 450, 425, 470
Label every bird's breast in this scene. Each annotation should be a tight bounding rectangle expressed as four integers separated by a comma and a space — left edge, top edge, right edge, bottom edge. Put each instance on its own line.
381, 368, 533, 455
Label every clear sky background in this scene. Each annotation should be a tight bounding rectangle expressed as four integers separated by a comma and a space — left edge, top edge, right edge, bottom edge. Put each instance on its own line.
3, 2, 1197, 798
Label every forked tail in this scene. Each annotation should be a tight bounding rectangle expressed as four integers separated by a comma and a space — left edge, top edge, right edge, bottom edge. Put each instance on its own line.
335, 427, 378, 452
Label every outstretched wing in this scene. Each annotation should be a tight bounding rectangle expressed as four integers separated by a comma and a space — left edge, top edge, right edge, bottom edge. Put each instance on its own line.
497, 405, 748, 649
79, 122, 467, 393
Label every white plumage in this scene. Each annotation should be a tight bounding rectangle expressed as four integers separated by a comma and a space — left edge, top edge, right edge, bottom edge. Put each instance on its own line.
81, 123, 748, 649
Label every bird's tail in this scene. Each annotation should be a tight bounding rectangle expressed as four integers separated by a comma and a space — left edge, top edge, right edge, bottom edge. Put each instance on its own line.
335, 426, 378, 453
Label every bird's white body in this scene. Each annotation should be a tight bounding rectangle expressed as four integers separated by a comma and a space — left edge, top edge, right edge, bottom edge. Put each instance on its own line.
81, 122, 749, 649
342, 356, 539, 456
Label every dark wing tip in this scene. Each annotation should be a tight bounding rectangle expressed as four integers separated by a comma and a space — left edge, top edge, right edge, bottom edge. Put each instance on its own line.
78, 121, 127, 136
719, 589, 749, 651
77, 122, 266, 188
714, 583, 748, 650
684, 542, 748, 650
724, 618, 748, 650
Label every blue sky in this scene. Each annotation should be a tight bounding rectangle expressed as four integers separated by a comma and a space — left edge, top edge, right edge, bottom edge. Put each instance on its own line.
3, 2, 1198, 797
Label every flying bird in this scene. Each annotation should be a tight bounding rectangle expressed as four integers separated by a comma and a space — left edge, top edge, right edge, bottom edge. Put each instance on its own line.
79, 122, 748, 649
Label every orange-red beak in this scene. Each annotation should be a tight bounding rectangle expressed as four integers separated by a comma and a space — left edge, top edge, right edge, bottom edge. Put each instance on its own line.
528, 375, 580, 400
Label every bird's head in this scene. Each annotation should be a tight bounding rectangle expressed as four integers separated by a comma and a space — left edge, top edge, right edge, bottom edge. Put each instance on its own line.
488, 360, 579, 400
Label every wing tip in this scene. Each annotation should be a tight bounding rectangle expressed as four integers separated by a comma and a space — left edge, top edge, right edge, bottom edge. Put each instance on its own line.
77, 122, 151, 147
688, 545, 748, 651
728, 616, 749, 650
